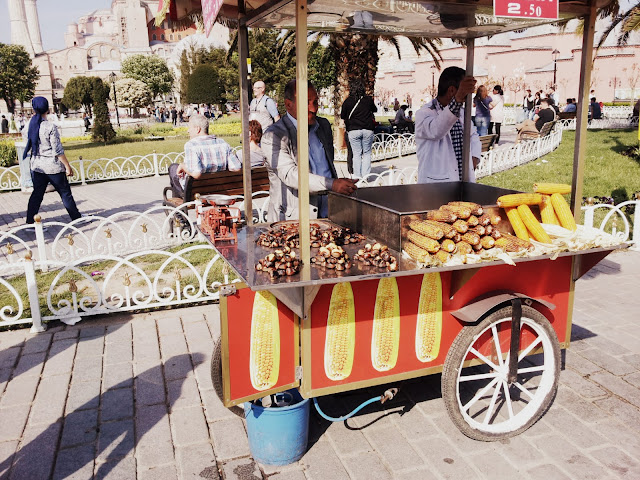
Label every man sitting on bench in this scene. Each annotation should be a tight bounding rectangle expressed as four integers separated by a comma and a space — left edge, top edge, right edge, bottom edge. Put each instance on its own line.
168, 114, 241, 198
515, 98, 555, 141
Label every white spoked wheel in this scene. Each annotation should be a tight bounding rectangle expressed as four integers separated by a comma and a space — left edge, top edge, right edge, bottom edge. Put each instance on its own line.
442, 305, 560, 441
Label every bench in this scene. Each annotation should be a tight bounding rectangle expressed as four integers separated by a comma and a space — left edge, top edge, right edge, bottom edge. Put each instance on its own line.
479, 134, 498, 152
558, 112, 576, 120
387, 119, 413, 134
518, 120, 557, 141
163, 166, 270, 225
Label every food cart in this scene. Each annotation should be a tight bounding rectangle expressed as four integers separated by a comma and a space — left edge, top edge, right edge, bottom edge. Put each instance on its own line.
162, 0, 621, 441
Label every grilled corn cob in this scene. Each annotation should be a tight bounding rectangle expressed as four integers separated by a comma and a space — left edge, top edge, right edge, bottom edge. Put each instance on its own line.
480, 235, 496, 249
440, 204, 472, 219
489, 213, 502, 226
371, 278, 400, 372
497, 193, 543, 208
505, 207, 530, 241
467, 215, 479, 227
495, 233, 534, 252
452, 233, 462, 243
250, 291, 280, 391
472, 241, 484, 251
441, 238, 457, 253
434, 250, 452, 264
461, 231, 481, 245
427, 209, 457, 223
470, 225, 486, 236
517, 204, 552, 243
407, 230, 441, 253
415, 273, 442, 363
409, 220, 444, 240
533, 183, 572, 195
448, 201, 483, 216
455, 241, 473, 254
452, 220, 469, 234
404, 242, 430, 263
324, 282, 356, 381
478, 214, 492, 226
550, 193, 577, 231
424, 220, 457, 238
539, 195, 560, 226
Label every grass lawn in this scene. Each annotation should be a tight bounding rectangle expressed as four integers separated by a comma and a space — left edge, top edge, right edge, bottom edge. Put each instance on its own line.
479, 129, 640, 201
62, 135, 241, 161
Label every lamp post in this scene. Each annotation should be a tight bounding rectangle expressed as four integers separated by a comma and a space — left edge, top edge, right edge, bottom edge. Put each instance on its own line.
552, 49, 560, 89
109, 72, 120, 128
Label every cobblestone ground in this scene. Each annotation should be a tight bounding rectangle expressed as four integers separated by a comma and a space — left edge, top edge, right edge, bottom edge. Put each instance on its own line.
0, 248, 638, 479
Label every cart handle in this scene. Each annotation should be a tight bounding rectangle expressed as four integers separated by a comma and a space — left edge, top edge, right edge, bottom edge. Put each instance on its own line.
313, 388, 398, 422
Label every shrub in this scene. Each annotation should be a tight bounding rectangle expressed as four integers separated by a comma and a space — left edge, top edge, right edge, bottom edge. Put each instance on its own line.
0, 141, 18, 167
210, 121, 241, 136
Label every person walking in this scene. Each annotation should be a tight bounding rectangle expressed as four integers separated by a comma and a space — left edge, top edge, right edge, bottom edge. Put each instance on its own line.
488, 85, 504, 143
340, 82, 377, 178
171, 106, 178, 126
1, 115, 8, 134
523, 89, 535, 120
23, 97, 83, 229
473, 85, 491, 136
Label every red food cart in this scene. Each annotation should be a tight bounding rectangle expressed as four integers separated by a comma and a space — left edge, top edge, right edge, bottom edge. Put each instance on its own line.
161, 0, 620, 440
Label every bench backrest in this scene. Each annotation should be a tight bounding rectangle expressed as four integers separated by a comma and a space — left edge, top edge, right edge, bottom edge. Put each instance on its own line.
558, 112, 576, 120
539, 120, 556, 137
479, 134, 498, 152
183, 166, 270, 201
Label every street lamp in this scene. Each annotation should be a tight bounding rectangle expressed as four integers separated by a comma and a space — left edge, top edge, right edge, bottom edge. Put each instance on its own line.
552, 49, 560, 89
109, 72, 120, 128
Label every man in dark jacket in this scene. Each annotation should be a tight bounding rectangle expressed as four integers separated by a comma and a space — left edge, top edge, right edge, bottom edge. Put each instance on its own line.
261, 80, 357, 222
1, 115, 9, 134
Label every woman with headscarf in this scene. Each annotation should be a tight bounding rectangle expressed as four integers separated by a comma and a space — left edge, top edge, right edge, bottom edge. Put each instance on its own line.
340, 81, 377, 179
473, 85, 492, 136
24, 96, 83, 229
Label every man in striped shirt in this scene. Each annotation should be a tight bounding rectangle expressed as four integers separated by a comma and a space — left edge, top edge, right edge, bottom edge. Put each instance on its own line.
168, 114, 241, 197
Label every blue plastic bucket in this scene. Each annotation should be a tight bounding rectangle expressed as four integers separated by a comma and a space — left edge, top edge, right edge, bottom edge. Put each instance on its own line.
244, 389, 310, 465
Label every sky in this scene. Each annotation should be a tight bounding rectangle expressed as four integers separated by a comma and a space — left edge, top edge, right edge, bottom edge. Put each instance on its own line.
0, 0, 109, 50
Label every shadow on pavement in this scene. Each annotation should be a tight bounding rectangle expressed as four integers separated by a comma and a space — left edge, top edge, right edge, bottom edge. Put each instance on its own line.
0, 353, 202, 479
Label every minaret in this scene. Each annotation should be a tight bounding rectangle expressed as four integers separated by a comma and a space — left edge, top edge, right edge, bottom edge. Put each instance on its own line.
23, 0, 44, 54
8, 0, 35, 57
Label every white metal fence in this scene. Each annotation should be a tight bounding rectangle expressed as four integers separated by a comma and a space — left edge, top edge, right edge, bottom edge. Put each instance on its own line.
1, 189, 636, 332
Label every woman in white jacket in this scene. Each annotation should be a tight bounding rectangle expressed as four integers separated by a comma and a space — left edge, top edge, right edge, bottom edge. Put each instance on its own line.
489, 85, 504, 143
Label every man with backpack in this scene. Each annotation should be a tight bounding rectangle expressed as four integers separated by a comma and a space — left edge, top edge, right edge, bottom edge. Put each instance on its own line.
523, 89, 535, 120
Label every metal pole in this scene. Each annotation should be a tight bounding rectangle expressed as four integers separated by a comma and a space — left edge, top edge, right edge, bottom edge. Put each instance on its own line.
112, 80, 120, 128
553, 60, 557, 89
462, 38, 475, 183
570, 0, 597, 217
295, 0, 311, 280
237, 0, 253, 223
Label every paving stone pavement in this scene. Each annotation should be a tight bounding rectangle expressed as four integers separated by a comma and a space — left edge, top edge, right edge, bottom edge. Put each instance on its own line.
0, 248, 638, 479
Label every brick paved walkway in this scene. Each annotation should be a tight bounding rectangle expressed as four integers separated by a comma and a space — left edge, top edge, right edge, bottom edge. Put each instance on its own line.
0, 248, 638, 479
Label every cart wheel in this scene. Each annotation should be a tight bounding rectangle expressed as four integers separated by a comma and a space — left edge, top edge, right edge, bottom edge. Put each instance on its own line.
442, 305, 560, 441
211, 338, 245, 418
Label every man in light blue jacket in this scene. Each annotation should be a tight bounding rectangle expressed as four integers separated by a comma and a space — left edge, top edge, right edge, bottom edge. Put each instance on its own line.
415, 67, 481, 183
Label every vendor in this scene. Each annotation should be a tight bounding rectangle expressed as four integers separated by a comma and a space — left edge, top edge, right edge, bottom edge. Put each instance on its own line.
414, 67, 481, 183
261, 80, 357, 222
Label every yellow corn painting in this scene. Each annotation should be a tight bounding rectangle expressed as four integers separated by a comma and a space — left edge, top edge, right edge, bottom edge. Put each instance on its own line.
371, 278, 400, 372
249, 291, 280, 391
324, 282, 356, 381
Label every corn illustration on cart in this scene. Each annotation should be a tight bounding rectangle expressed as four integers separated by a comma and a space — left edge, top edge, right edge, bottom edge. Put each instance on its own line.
185, 0, 617, 441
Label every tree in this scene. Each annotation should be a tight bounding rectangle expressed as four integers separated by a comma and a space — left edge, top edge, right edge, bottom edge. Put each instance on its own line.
121, 55, 175, 100
596, 1, 640, 48
0, 43, 39, 114
179, 49, 191, 101
111, 78, 152, 115
62, 76, 97, 114
186, 65, 224, 106
625, 63, 640, 105
91, 78, 116, 144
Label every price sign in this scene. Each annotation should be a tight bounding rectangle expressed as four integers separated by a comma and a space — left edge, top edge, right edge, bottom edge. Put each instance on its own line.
494, 0, 558, 20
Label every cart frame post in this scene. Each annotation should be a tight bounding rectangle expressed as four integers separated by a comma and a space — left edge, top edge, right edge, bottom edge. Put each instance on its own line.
295, 0, 312, 280
238, 0, 253, 221
570, 0, 597, 217
462, 38, 475, 183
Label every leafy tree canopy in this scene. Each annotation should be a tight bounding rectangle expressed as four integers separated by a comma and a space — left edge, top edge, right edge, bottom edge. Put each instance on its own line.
186, 64, 225, 106
121, 54, 175, 100
111, 78, 152, 112
62, 76, 98, 113
0, 43, 39, 114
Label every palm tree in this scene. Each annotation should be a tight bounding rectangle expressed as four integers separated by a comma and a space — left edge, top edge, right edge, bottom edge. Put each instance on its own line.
595, 0, 640, 48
